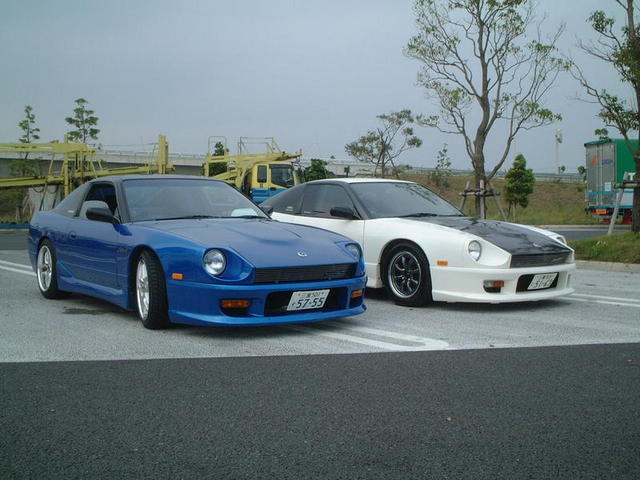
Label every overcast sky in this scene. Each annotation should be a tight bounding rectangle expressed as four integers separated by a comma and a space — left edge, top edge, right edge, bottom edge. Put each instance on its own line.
0, 0, 631, 173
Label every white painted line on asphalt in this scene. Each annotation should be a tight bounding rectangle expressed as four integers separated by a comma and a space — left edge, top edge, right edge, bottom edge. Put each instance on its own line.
0, 259, 32, 271
0, 264, 36, 277
572, 293, 640, 303
287, 325, 449, 351
569, 297, 640, 309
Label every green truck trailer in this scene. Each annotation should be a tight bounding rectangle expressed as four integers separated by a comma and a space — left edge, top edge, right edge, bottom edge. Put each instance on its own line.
584, 138, 637, 224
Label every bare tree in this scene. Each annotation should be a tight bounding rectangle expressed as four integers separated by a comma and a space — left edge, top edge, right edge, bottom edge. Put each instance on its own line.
572, 0, 640, 233
405, 0, 567, 216
345, 110, 422, 178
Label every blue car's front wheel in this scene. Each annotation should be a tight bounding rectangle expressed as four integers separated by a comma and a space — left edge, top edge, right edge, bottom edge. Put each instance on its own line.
135, 250, 170, 329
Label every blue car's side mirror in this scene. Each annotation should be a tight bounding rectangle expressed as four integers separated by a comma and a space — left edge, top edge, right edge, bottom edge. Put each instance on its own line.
86, 207, 119, 224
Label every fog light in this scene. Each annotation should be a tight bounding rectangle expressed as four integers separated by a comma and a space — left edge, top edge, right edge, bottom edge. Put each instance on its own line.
351, 289, 363, 299
221, 299, 251, 309
483, 280, 504, 293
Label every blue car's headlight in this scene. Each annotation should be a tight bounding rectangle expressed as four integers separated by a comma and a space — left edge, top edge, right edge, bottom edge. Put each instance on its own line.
204, 249, 226, 276
345, 243, 362, 262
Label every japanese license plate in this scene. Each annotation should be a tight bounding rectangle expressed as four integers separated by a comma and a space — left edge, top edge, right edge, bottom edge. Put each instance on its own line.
287, 289, 330, 311
527, 273, 558, 290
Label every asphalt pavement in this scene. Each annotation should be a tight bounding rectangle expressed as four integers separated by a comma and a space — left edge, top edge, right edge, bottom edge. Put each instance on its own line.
2, 227, 639, 479
2, 344, 640, 479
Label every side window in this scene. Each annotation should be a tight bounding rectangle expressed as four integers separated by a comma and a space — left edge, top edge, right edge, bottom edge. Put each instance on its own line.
53, 184, 88, 217
256, 165, 268, 184
300, 184, 355, 218
267, 185, 304, 214
80, 183, 119, 221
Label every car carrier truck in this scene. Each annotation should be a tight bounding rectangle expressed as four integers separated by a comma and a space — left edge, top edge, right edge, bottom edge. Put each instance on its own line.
202, 137, 301, 203
584, 138, 638, 224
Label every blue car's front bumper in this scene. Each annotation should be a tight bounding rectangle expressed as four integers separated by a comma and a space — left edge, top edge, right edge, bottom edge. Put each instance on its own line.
166, 275, 367, 326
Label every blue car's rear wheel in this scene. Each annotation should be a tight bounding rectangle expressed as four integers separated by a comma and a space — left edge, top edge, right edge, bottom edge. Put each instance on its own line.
36, 240, 67, 299
383, 242, 432, 307
135, 250, 169, 329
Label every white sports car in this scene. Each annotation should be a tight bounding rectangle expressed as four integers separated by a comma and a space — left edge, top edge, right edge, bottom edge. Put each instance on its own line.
262, 178, 575, 306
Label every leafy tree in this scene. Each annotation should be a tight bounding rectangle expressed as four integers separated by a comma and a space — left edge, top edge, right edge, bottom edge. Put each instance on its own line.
65, 98, 100, 143
430, 143, 453, 190
303, 158, 331, 181
210, 141, 228, 175
405, 0, 567, 216
504, 154, 535, 220
571, 0, 640, 233
8, 105, 40, 221
345, 109, 422, 178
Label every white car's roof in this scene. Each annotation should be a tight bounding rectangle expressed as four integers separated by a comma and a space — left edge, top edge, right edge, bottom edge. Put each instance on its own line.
308, 177, 412, 184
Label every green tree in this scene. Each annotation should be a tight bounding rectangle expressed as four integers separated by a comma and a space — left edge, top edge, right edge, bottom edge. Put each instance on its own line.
65, 98, 100, 143
430, 143, 452, 191
345, 109, 422, 178
405, 0, 567, 217
504, 154, 535, 220
8, 105, 41, 221
303, 158, 331, 181
571, 0, 640, 233
210, 141, 228, 175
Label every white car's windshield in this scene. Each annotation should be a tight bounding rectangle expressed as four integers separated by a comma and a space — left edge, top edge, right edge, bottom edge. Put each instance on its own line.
351, 182, 464, 219
123, 178, 267, 222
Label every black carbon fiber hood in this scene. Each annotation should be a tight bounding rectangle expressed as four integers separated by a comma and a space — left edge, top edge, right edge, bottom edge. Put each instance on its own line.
418, 217, 571, 255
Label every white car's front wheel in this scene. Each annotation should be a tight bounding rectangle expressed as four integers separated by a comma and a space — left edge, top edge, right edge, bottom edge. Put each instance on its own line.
383, 243, 432, 307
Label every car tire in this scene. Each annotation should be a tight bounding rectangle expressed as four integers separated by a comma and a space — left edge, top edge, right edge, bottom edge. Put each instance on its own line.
382, 242, 432, 307
135, 250, 170, 329
36, 239, 68, 299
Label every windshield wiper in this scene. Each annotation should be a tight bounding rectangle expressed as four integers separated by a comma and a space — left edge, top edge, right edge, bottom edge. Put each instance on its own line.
397, 212, 439, 218
153, 215, 219, 221
229, 215, 268, 219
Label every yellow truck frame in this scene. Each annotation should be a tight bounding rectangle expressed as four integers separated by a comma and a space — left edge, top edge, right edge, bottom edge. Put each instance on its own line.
202, 136, 301, 203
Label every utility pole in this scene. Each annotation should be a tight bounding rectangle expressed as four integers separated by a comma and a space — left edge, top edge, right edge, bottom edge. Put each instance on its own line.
554, 129, 563, 174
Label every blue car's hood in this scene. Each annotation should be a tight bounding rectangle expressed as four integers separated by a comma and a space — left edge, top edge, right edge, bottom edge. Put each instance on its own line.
141, 218, 355, 268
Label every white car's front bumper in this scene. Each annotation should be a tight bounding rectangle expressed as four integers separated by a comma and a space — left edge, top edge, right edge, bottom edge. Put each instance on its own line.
429, 263, 576, 303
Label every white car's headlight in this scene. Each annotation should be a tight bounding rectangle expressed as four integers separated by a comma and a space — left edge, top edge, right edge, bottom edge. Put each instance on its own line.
204, 249, 226, 276
468, 240, 482, 261
345, 243, 362, 262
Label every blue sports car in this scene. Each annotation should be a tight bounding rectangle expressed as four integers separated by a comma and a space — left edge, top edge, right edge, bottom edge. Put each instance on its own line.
28, 175, 366, 329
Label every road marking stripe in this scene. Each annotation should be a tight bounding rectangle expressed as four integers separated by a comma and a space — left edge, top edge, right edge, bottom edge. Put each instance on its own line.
287, 325, 449, 351
0, 259, 33, 270
572, 293, 640, 304
0, 264, 36, 277
569, 297, 640, 308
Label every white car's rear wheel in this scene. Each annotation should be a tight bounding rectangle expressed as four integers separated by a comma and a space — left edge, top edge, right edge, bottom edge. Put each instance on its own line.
383, 243, 432, 307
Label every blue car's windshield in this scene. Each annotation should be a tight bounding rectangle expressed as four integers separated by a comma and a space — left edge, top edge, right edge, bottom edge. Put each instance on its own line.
351, 182, 464, 219
122, 178, 267, 222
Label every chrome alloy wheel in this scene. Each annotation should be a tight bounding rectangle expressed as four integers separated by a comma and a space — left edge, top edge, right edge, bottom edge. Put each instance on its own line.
37, 245, 53, 292
136, 258, 150, 319
388, 250, 422, 299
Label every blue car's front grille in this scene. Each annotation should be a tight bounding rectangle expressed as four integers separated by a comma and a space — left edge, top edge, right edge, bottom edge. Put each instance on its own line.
254, 263, 356, 284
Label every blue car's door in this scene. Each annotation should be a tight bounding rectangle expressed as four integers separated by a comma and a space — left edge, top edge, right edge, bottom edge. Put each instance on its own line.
64, 183, 124, 290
